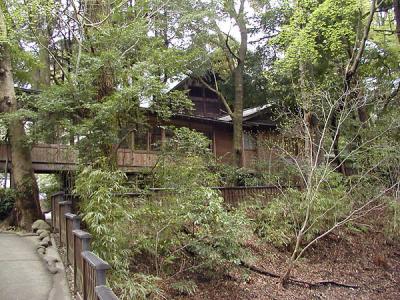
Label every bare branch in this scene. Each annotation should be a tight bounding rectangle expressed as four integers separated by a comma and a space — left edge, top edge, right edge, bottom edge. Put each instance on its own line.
346, 0, 377, 81
195, 75, 233, 117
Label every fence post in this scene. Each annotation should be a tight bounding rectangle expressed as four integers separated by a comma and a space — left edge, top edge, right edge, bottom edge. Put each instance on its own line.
58, 201, 72, 246
51, 191, 65, 232
82, 251, 111, 300
95, 285, 119, 300
65, 213, 81, 267
73, 230, 92, 297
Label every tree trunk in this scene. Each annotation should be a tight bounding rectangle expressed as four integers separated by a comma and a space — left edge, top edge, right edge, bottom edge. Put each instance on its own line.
33, 33, 51, 89
231, 0, 247, 168
0, 9, 42, 229
394, 0, 400, 43
232, 64, 244, 167
330, 112, 346, 175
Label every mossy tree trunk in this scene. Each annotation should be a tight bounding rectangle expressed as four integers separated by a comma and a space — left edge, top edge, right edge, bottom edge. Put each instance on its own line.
0, 8, 42, 229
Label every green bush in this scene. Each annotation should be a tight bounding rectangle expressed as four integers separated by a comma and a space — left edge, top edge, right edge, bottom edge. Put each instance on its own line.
254, 171, 352, 247
75, 165, 160, 299
132, 128, 249, 273
37, 174, 61, 211
171, 279, 198, 296
0, 188, 16, 220
384, 197, 400, 240
74, 129, 250, 298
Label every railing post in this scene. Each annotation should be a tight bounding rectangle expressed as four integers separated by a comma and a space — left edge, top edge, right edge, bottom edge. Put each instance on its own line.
81, 251, 111, 300
51, 191, 65, 232
65, 213, 81, 267
95, 286, 119, 300
59, 201, 72, 246
73, 230, 92, 297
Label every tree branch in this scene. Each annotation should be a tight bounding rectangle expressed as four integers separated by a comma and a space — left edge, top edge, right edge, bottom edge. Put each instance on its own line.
345, 0, 377, 81
195, 75, 233, 117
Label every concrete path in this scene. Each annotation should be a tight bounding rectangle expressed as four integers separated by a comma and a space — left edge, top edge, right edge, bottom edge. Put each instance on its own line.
0, 233, 62, 300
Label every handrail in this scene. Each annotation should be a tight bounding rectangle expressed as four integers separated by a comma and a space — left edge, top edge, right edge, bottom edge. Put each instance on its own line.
50, 193, 119, 300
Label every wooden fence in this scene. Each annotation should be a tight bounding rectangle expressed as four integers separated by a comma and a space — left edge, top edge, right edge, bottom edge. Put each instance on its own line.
60, 185, 292, 217
214, 185, 289, 206
124, 185, 297, 207
50, 192, 119, 300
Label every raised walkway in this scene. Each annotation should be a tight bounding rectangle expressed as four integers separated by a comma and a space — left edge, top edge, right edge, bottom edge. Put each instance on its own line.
0, 232, 70, 300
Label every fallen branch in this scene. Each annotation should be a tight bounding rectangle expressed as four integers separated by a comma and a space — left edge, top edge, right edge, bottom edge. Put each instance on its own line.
240, 260, 359, 289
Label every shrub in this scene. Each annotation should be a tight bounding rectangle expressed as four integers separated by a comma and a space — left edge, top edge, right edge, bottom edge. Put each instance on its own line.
0, 188, 16, 220
254, 171, 352, 247
133, 128, 249, 274
171, 279, 198, 296
37, 174, 61, 210
384, 197, 400, 240
74, 129, 250, 298
75, 165, 160, 299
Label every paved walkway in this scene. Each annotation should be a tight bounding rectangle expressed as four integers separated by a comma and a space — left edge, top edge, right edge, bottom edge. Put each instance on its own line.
0, 233, 57, 300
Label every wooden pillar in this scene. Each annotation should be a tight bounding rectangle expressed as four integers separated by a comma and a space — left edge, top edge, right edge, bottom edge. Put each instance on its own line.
212, 130, 217, 156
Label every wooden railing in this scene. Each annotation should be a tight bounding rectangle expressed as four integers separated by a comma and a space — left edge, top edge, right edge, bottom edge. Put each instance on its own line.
0, 143, 157, 173
50, 193, 119, 300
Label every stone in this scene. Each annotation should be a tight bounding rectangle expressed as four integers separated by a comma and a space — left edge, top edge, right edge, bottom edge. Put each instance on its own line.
36, 229, 46, 236
37, 247, 46, 256
44, 253, 60, 274
32, 220, 51, 232
47, 265, 59, 274
39, 236, 51, 247
39, 231, 50, 240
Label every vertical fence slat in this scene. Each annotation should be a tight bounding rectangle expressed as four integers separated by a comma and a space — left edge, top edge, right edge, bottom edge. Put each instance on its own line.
95, 286, 119, 300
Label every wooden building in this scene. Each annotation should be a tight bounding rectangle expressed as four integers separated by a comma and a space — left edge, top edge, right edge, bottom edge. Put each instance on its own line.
0, 77, 296, 173
118, 76, 294, 170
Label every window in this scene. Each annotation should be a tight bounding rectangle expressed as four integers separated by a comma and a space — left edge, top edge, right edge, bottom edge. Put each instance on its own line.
118, 128, 132, 149
134, 130, 148, 151
244, 133, 256, 151
206, 102, 220, 115
150, 127, 162, 151
205, 88, 218, 99
189, 86, 203, 97
193, 100, 204, 115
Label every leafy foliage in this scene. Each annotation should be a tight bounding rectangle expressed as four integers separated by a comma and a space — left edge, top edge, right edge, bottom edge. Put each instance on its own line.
74, 164, 161, 299
0, 188, 16, 220
74, 129, 249, 298
171, 279, 198, 296
254, 170, 351, 247
132, 128, 249, 273
385, 198, 400, 240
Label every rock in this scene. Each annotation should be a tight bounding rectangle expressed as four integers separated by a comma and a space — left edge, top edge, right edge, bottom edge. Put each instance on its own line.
36, 229, 46, 236
44, 253, 60, 274
32, 220, 51, 232
40, 236, 51, 247
44, 254, 59, 265
47, 265, 60, 274
39, 230, 50, 240
37, 247, 46, 256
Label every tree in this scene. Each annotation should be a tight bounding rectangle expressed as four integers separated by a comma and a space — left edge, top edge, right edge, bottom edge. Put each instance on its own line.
0, 5, 42, 229
183, 0, 250, 167
259, 0, 400, 286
